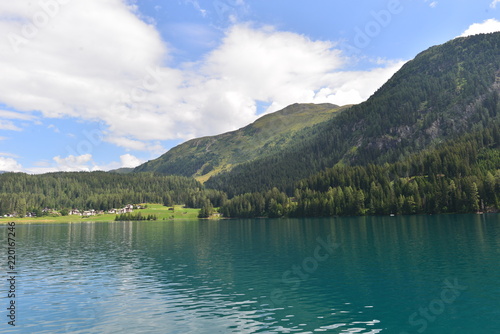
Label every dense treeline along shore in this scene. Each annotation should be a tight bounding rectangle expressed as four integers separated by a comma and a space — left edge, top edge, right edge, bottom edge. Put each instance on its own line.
1, 33, 500, 220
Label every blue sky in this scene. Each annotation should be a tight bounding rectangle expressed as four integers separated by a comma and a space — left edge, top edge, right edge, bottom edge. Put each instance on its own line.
0, 0, 499, 173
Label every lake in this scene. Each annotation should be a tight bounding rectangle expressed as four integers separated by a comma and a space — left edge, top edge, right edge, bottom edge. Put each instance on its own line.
1, 214, 499, 333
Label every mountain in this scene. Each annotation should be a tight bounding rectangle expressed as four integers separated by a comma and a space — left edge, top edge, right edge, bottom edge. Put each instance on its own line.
220, 121, 500, 218
206, 32, 500, 195
134, 103, 349, 182
109, 167, 134, 174
135, 32, 500, 198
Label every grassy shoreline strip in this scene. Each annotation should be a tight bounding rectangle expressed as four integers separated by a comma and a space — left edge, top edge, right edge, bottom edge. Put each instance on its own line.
0, 204, 212, 224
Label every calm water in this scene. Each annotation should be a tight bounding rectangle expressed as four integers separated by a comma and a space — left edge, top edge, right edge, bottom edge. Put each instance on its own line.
1, 215, 499, 333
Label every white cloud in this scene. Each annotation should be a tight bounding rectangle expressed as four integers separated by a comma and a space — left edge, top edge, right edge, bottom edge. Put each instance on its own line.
0, 1, 405, 154
33, 160, 51, 167
0, 110, 36, 120
460, 19, 500, 37
105, 136, 165, 154
0, 152, 19, 158
423, 0, 437, 7
203, 25, 344, 104
0, 157, 23, 172
310, 61, 406, 106
0, 0, 167, 125
27, 153, 143, 174
491, 0, 500, 9
0, 120, 22, 131
53, 154, 95, 172
48, 124, 60, 133
120, 154, 143, 168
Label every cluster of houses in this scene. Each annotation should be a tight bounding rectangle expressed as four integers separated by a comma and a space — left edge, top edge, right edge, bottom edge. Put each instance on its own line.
2, 204, 142, 218
3, 207, 54, 218
69, 204, 138, 217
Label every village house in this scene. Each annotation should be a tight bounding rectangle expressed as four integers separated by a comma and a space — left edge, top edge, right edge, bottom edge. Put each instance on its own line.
69, 209, 81, 216
117, 205, 134, 214
82, 210, 96, 217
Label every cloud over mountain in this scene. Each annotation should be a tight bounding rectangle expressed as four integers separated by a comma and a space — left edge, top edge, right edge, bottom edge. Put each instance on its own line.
0, 0, 405, 159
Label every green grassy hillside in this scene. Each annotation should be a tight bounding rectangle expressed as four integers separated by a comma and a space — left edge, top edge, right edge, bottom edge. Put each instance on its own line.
134, 103, 349, 182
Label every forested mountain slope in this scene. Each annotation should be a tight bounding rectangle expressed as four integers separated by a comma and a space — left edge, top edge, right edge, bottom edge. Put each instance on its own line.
206, 32, 500, 196
220, 120, 500, 217
134, 103, 348, 182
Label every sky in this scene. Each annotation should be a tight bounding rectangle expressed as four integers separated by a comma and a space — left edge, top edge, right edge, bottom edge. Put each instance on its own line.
0, 0, 499, 173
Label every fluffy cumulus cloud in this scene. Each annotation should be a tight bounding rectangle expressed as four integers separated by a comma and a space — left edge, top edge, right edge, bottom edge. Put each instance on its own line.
119, 154, 143, 168
491, 0, 500, 9
0, 0, 168, 146
0, 156, 23, 172
0, 0, 404, 156
460, 19, 500, 37
52, 154, 95, 172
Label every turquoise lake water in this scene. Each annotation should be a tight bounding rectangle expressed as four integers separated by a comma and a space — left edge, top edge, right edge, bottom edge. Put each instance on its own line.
1, 214, 499, 333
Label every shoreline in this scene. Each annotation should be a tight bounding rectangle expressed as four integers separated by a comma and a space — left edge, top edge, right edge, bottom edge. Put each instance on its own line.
0, 218, 211, 224
1, 212, 496, 224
